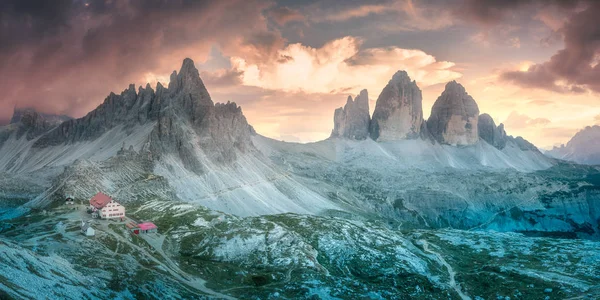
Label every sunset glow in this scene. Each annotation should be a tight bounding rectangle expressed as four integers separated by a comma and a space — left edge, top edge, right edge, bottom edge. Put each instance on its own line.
1, 0, 599, 148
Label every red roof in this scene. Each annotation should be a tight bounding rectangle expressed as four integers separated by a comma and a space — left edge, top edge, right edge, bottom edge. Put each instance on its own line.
138, 222, 157, 230
89, 192, 113, 209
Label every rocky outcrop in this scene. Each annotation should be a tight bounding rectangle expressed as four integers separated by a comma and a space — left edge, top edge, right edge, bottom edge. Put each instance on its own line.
330, 89, 370, 140
370, 71, 423, 141
508, 136, 538, 151
419, 120, 434, 143
427, 81, 479, 146
478, 113, 507, 149
8, 108, 72, 141
10, 108, 71, 126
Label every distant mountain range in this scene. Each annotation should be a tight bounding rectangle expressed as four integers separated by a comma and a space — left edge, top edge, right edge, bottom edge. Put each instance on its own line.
546, 125, 600, 165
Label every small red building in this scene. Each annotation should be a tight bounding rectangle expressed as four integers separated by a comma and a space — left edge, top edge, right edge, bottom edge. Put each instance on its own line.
126, 221, 158, 234
138, 222, 158, 234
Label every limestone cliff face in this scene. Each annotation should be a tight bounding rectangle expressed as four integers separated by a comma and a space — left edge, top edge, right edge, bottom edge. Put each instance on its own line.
331, 89, 370, 140
427, 81, 479, 146
370, 71, 423, 141
478, 113, 507, 149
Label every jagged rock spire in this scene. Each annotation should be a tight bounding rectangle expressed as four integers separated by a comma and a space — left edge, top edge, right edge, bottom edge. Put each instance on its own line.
168, 58, 213, 105
331, 89, 370, 140
370, 71, 423, 141
478, 113, 507, 149
167, 58, 214, 124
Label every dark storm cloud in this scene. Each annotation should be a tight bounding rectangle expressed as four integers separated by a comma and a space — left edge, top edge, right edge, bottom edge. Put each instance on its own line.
0, 0, 73, 48
455, 0, 580, 25
0, 0, 276, 125
268, 6, 305, 25
500, 1, 600, 93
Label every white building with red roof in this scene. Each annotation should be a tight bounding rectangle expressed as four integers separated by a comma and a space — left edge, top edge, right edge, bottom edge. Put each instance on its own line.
89, 192, 125, 219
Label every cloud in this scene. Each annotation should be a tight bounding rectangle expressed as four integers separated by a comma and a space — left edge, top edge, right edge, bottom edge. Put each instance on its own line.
200, 69, 244, 88
268, 6, 305, 25
204, 83, 348, 142
540, 127, 579, 142
307, 0, 454, 31
230, 36, 461, 95
498, 1, 600, 93
503, 111, 551, 130
527, 99, 554, 106
508, 37, 521, 48
454, 0, 581, 26
323, 4, 388, 22
0, 0, 279, 124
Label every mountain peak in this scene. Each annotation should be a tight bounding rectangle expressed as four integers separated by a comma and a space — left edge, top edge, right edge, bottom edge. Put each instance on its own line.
166, 58, 213, 107
390, 70, 413, 85
182, 57, 196, 69
370, 71, 423, 141
444, 80, 465, 93
331, 90, 370, 140
178, 57, 200, 83
427, 81, 479, 146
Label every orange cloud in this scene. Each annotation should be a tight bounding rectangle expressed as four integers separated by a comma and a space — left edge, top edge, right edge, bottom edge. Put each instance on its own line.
230, 36, 461, 97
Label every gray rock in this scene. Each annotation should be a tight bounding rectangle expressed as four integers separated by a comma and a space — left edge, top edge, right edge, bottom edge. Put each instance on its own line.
478, 113, 507, 149
370, 71, 423, 141
427, 81, 479, 146
29, 58, 255, 172
10, 108, 71, 126
168, 58, 214, 125
9, 108, 72, 141
509, 135, 539, 151
419, 119, 434, 143
331, 89, 370, 140
478, 113, 541, 152
146, 59, 255, 173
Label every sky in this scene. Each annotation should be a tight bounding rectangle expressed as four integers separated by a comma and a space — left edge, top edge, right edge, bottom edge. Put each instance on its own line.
1, 0, 599, 148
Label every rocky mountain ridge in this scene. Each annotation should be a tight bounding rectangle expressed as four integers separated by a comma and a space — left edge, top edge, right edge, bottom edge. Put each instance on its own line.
547, 125, 600, 165
330, 72, 541, 153
7, 59, 255, 173
4, 108, 72, 141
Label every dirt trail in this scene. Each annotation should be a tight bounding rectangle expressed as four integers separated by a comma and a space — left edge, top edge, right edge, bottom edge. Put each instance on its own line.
419, 239, 471, 300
